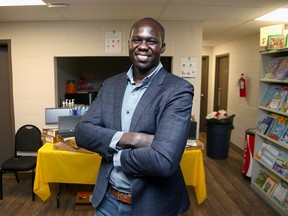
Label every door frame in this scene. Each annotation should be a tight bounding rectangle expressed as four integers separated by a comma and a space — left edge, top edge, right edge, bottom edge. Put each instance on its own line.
199, 56, 209, 132
0, 40, 15, 163
214, 54, 229, 111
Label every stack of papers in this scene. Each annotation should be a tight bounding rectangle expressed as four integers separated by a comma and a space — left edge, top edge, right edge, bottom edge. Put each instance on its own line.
186, 139, 204, 150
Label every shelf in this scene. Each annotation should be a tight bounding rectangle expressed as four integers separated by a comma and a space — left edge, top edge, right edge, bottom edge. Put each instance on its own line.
260, 79, 288, 84
255, 157, 288, 183
256, 132, 288, 150
258, 106, 288, 117
260, 48, 288, 55
251, 182, 287, 216
252, 48, 288, 215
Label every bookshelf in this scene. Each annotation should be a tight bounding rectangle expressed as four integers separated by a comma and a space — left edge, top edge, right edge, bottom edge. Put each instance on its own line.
252, 49, 288, 215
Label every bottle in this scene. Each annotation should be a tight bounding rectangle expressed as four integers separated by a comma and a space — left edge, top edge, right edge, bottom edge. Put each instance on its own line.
73, 105, 78, 116
66, 80, 77, 94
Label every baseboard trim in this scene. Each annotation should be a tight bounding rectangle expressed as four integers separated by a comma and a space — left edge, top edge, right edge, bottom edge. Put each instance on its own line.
230, 142, 244, 156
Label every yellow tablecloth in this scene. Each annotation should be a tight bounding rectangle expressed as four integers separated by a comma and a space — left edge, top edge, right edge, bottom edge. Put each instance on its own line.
33, 143, 101, 201
180, 149, 207, 204
34, 142, 206, 204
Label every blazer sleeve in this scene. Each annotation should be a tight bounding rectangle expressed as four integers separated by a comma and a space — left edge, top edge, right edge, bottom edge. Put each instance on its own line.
121, 80, 194, 178
74, 79, 119, 159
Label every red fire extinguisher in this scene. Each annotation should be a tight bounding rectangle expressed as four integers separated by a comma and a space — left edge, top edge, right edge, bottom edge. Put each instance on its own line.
239, 73, 246, 97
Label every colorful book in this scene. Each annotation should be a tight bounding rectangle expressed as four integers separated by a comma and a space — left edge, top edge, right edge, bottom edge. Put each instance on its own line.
259, 143, 280, 168
262, 175, 277, 195
260, 85, 282, 107
280, 94, 288, 113
279, 126, 288, 145
271, 181, 288, 207
254, 170, 268, 188
257, 115, 277, 135
263, 59, 282, 79
256, 142, 268, 160
267, 118, 287, 141
282, 193, 288, 210
271, 58, 288, 80
273, 151, 288, 179
267, 87, 288, 110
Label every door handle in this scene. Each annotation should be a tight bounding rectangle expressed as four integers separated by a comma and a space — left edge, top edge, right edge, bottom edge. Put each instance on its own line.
218, 88, 221, 107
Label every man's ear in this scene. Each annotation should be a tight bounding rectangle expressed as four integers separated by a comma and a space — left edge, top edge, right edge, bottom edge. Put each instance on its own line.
161, 43, 166, 53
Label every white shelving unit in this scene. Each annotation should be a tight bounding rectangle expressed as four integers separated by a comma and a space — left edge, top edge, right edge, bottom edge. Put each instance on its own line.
251, 48, 288, 216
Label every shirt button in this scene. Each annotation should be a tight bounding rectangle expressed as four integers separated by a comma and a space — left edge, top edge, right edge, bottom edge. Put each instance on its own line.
127, 111, 129, 114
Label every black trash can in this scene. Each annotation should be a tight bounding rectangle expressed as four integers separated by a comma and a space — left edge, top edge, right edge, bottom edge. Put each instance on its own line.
206, 115, 235, 159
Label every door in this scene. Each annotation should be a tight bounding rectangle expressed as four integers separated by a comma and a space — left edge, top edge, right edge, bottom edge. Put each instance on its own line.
0, 40, 15, 164
199, 56, 209, 132
214, 55, 229, 111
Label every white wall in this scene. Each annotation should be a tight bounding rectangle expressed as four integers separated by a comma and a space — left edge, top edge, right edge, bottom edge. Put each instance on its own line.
207, 34, 262, 149
0, 20, 202, 131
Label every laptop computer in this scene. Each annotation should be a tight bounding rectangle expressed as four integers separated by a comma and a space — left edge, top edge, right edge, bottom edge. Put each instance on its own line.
45, 107, 70, 125
58, 116, 82, 138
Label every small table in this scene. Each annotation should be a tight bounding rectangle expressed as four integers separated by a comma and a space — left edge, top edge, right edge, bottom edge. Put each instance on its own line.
33, 142, 101, 207
181, 147, 207, 204
34, 142, 206, 206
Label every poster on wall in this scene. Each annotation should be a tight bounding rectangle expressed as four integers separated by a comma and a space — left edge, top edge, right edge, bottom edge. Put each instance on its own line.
105, 31, 122, 53
181, 57, 197, 79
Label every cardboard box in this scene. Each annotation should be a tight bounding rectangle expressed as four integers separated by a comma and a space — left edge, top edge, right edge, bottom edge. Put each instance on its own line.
42, 128, 62, 144
75, 192, 93, 210
41, 134, 63, 144
53, 141, 94, 154
42, 128, 59, 137
75, 192, 93, 204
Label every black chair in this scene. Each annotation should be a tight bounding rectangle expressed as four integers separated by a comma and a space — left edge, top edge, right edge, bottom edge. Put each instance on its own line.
0, 124, 42, 201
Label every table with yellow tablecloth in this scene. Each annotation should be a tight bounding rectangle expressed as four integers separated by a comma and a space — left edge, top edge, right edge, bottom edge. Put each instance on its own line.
33, 142, 207, 204
180, 148, 207, 204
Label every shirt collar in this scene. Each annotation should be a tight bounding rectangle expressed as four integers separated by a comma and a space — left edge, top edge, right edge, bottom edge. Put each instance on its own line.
126, 63, 163, 86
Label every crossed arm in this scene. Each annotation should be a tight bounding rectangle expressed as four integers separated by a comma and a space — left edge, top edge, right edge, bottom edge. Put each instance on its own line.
118, 132, 154, 149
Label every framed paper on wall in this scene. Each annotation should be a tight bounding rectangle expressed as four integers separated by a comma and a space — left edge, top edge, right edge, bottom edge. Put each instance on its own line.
267, 34, 285, 50
260, 24, 284, 47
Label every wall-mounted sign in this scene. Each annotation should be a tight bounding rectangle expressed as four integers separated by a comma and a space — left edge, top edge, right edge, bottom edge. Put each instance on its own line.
181, 57, 197, 79
105, 31, 122, 53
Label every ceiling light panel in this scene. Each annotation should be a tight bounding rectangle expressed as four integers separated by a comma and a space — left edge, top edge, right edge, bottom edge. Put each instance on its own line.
256, 8, 288, 22
0, 0, 46, 6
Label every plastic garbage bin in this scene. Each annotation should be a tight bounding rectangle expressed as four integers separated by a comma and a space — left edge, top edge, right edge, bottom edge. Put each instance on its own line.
206, 115, 235, 159
242, 128, 256, 178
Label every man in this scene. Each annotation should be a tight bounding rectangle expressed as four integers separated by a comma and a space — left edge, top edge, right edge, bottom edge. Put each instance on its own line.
75, 17, 194, 216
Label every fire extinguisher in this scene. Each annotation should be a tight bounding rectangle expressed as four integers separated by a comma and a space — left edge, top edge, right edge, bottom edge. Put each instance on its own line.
239, 73, 246, 97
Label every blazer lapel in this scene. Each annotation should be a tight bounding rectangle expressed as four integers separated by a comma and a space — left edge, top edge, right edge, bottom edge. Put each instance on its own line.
113, 74, 127, 130
129, 69, 167, 131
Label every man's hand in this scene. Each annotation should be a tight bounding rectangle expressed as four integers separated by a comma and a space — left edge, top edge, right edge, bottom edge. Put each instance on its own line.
118, 132, 154, 148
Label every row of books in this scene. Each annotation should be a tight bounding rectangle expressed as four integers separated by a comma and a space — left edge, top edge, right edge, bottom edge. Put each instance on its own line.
256, 142, 288, 179
260, 85, 288, 113
263, 58, 288, 80
257, 113, 288, 145
254, 169, 288, 211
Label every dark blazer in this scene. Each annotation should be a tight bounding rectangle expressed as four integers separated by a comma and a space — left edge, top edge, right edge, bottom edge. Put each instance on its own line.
75, 68, 194, 216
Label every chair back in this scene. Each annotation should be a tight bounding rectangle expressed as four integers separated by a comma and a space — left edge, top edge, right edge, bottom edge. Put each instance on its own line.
15, 125, 42, 152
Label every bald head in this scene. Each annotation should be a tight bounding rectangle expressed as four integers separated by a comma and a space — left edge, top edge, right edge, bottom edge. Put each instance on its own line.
130, 17, 165, 46
128, 17, 166, 75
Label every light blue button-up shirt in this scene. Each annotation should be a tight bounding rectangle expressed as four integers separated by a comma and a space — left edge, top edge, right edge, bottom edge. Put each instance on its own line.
108, 63, 163, 193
